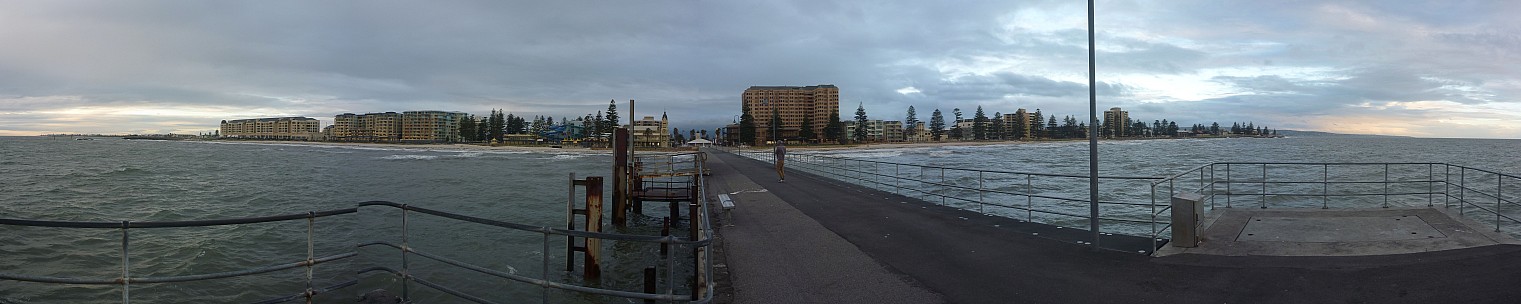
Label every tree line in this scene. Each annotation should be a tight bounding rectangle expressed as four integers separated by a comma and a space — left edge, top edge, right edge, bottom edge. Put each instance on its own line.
736, 104, 1277, 145
458, 100, 626, 143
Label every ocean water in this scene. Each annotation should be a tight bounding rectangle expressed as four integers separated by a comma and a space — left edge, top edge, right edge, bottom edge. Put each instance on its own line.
0, 137, 678, 303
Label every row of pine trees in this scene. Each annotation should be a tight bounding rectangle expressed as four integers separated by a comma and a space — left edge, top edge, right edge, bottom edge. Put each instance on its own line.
457, 100, 626, 143
737, 104, 1276, 145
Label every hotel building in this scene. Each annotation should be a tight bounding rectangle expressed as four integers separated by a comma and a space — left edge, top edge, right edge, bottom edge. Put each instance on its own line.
220, 117, 322, 140
631, 113, 670, 148
742, 84, 840, 144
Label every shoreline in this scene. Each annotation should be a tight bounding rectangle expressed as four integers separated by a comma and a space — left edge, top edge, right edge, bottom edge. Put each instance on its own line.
199, 139, 582, 152
740, 136, 1259, 151
193, 135, 1268, 153
197, 139, 703, 153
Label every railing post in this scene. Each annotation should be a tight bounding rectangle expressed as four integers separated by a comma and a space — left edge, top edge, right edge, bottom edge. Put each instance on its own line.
1461, 168, 1466, 215
400, 207, 410, 300
978, 171, 985, 215
1260, 164, 1267, 209
1444, 164, 1451, 208
894, 164, 900, 195
1323, 164, 1329, 209
1498, 177, 1503, 233
1209, 164, 1216, 209
120, 221, 130, 304
689, 200, 702, 301
1026, 174, 1033, 222
542, 229, 551, 304
1225, 164, 1232, 208
305, 212, 316, 304
1150, 183, 1157, 253
1384, 163, 1390, 208
1428, 164, 1435, 207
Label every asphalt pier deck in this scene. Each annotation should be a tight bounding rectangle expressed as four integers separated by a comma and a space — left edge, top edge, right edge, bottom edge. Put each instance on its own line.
706, 149, 1521, 303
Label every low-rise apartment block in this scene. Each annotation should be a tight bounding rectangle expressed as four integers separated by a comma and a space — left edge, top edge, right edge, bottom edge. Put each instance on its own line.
219, 117, 321, 140
330, 111, 466, 143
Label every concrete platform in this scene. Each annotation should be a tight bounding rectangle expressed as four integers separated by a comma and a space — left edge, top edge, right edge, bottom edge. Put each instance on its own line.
1157, 207, 1521, 257
709, 149, 1521, 303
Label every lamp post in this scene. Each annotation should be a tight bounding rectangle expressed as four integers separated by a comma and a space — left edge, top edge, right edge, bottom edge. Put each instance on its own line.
1086, 0, 1101, 250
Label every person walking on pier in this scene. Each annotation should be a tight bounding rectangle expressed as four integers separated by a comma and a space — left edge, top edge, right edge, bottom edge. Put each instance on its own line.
774, 139, 786, 182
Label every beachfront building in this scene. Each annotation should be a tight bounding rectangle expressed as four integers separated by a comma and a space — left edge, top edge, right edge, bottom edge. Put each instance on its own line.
742, 84, 840, 145
1005, 108, 1039, 139
331, 112, 402, 143
1103, 107, 1129, 137
883, 120, 904, 142
219, 117, 322, 140
630, 113, 670, 148
331, 111, 466, 143
401, 111, 469, 143
905, 121, 929, 142
844, 119, 900, 142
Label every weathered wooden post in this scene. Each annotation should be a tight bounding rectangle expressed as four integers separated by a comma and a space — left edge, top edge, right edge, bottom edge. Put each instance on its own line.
565, 175, 605, 279
642, 267, 657, 304
613, 127, 631, 227
583, 176, 603, 279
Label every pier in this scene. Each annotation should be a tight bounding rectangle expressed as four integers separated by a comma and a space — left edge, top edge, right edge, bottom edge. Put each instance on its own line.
706, 148, 1521, 303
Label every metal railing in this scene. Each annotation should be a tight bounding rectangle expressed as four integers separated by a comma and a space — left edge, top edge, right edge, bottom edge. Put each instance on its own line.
0, 199, 716, 303
725, 148, 1519, 254
1152, 162, 1521, 250
726, 148, 1162, 251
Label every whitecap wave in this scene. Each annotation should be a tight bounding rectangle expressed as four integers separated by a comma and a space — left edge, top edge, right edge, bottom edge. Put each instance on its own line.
381, 154, 440, 160
829, 151, 903, 158
450, 152, 484, 158
544, 154, 584, 160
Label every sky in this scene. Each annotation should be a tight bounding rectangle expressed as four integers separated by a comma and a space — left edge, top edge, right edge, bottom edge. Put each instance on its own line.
0, 1, 1517, 138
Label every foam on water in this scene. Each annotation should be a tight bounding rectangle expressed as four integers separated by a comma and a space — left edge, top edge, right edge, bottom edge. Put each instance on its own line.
380, 154, 440, 160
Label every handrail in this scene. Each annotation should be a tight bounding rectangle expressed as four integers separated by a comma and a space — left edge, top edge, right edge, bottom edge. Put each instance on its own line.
1150, 161, 1520, 251
722, 147, 1519, 255
782, 151, 1160, 180
0, 198, 717, 303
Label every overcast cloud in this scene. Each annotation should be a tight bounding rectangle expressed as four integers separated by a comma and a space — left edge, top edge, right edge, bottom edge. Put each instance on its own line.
1, 0, 1517, 138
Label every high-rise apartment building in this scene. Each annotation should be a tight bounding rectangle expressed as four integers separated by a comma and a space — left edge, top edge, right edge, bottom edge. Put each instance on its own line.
1103, 107, 1129, 137
220, 117, 321, 140
742, 84, 839, 144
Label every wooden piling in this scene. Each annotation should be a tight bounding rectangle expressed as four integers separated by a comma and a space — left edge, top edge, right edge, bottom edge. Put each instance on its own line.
612, 128, 630, 227
660, 217, 670, 257
583, 176, 603, 279
642, 267, 657, 304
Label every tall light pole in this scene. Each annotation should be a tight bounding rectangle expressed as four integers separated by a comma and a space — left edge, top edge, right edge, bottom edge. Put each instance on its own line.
1087, 0, 1101, 250
772, 107, 780, 143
